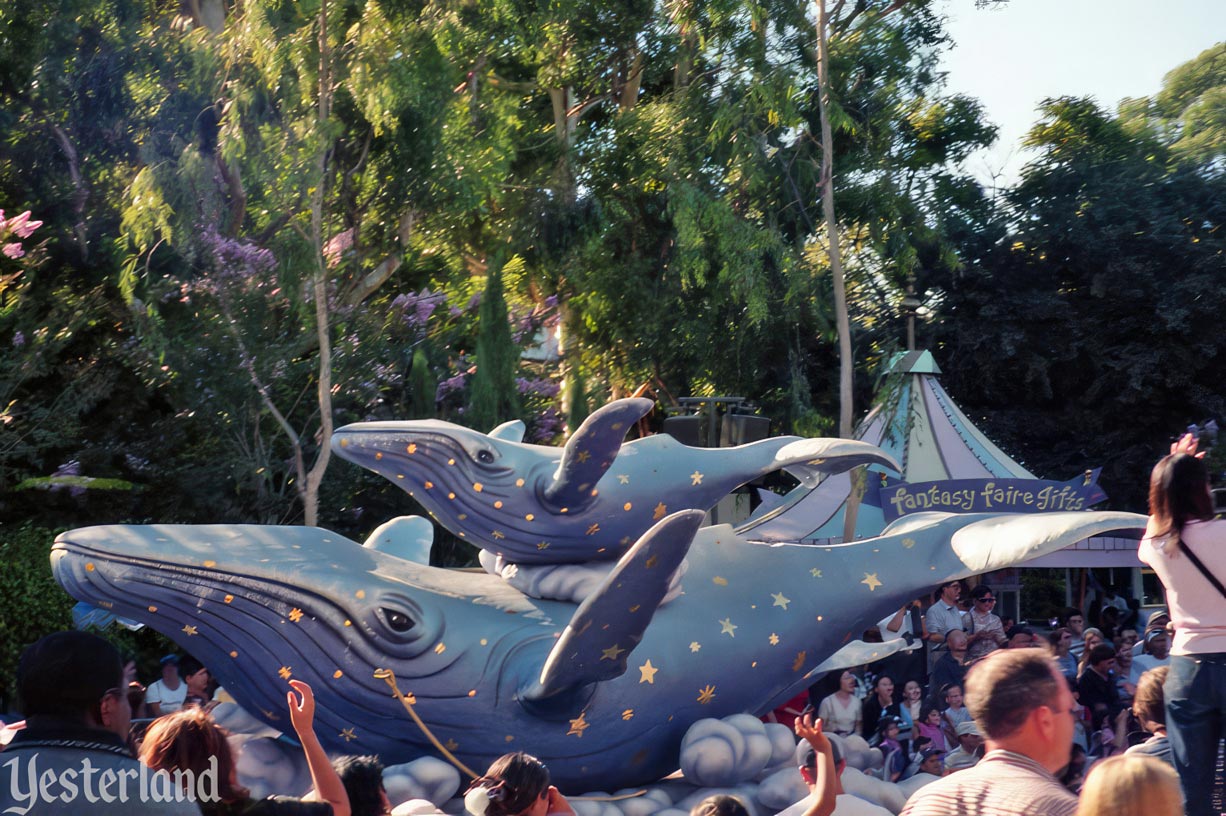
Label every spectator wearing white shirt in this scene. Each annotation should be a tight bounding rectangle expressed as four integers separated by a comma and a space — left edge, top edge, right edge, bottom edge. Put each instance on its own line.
145, 653, 186, 716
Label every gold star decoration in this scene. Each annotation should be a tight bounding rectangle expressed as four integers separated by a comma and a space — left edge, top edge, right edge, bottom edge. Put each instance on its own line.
278, 666, 293, 680
810, 568, 823, 578
288, 608, 304, 623
690, 642, 702, 653
339, 728, 357, 742
181, 625, 198, 637
639, 660, 659, 684
697, 685, 716, 705
601, 644, 626, 662
902, 537, 916, 549
586, 523, 601, 536
622, 709, 634, 721
567, 712, 590, 737
690, 471, 704, 485
719, 618, 737, 637
772, 592, 791, 610
712, 576, 728, 586
617, 474, 631, 484
537, 541, 551, 550
645, 554, 660, 569
769, 633, 780, 646
792, 651, 807, 672
861, 572, 883, 592
492, 530, 506, 540
445, 738, 459, 751
576, 450, 592, 463
407, 443, 417, 454
653, 502, 668, 520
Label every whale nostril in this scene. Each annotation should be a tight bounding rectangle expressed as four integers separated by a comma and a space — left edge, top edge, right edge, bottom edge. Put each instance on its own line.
384, 609, 416, 632
476, 449, 495, 464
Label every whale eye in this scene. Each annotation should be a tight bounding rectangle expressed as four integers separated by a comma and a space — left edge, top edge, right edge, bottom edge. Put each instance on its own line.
476, 449, 495, 464
383, 609, 416, 633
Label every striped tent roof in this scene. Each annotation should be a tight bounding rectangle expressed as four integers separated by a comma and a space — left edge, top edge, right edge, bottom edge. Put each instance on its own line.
739, 350, 1035, 543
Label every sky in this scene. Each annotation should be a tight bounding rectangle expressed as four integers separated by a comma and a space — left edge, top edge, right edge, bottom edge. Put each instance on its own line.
937, 0, 1226, 187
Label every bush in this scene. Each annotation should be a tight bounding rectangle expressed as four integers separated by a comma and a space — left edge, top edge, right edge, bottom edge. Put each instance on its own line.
0, 523, 177, 714
0, 523, 74, 713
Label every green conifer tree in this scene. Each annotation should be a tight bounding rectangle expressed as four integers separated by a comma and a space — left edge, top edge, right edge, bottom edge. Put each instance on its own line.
407, 346, 436, 419
469, 260, 521, 430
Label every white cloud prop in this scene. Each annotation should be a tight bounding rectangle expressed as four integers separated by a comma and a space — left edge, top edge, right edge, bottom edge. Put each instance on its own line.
384, 756, 463, 809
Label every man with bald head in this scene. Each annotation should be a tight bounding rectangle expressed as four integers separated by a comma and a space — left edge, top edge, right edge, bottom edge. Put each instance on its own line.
899, 649, 1078, 816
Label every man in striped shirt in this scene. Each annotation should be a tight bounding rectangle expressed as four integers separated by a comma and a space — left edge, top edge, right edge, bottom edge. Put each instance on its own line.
900, 649, 1079, 816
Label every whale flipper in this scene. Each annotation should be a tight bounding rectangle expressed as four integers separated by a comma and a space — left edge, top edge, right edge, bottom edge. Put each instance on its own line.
541, 397, 654, 511
774, 438, 901, 487
527, 509, 705, 700
489, 419, 527, 442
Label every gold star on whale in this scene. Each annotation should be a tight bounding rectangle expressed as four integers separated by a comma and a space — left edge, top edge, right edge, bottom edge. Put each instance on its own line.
697, 685, 716, 705
690, 471, 704, 485
288, 608, 304, 623
772, 592, 791, 610
445, 738, 459, 751
861, 572, 883, 591
587, 523, 601, 536
278, 666, 293, 680
567, 712, 590, 737
719, 618, 737, 637
617, 474, 630, 484
576, 450, 591, 463
653, 502, 667, 520
601, 644, 626, 661
339, 728, 357, 742
902, 537, 916, 549
181, 625, 198, 636
769, 633, 780, 645
639, 660, 659, 684
810, 568, 823, 578
690, 641, 701, 652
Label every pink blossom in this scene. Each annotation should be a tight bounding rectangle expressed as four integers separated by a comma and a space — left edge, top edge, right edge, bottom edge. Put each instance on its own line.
2, 243, 23, 259
6, 211, 42, 239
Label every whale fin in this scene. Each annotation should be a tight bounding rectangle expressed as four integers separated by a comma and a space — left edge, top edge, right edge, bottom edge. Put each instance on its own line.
362, 515, 434, 564
526, 509, 705, 700
489, 420, 527, 442
542, 397, 654, 512
775, 438, 901, 487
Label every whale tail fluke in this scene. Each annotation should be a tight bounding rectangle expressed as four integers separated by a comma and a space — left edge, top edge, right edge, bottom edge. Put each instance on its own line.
774, 438, 901, 488
526, 509, 705, 701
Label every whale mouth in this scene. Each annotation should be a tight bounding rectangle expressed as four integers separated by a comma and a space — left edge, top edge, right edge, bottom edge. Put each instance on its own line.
50, 537, 462, 742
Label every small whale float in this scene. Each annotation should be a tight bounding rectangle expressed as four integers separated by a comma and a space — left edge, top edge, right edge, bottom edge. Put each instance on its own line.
51, 508, 1144, 791
331, 398, 899, 564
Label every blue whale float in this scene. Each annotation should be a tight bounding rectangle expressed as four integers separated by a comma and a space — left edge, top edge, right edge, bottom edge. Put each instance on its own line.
51, 507, 1145, 791
331, 397, 899, 564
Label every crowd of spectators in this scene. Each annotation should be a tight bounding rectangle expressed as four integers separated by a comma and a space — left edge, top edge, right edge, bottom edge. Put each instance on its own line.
2, 436, 1219, 816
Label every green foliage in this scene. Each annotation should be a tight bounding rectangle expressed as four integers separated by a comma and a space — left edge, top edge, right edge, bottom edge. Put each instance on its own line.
0, 524, 74, 710
407, 346, 436, 419
469, 260, 522, 431
930, 90, 1226, 512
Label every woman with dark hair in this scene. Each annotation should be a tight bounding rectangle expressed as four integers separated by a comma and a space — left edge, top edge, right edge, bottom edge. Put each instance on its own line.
464, 753, 574, 816
1048, 627, 1078, 681
860, 675, 902, 743
1139, 434, 1226, 816
141, 680, 350, 816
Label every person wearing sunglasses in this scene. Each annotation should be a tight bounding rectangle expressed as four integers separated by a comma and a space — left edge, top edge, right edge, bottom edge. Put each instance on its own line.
965, 585, 1007, 663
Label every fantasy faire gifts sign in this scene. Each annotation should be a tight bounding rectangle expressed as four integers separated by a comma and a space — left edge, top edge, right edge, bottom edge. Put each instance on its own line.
872, 471, 1108, 523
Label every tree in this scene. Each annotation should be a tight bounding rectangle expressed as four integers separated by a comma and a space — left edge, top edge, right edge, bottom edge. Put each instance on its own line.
929, 91, 1226, 510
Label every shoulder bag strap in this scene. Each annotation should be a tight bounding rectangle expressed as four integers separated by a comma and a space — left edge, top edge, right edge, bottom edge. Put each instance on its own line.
1181, 540, 1226, 600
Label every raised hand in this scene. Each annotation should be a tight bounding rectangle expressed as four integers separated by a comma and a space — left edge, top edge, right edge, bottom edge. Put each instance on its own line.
286, 678, 316, 736
1171, 432, 1205, 459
